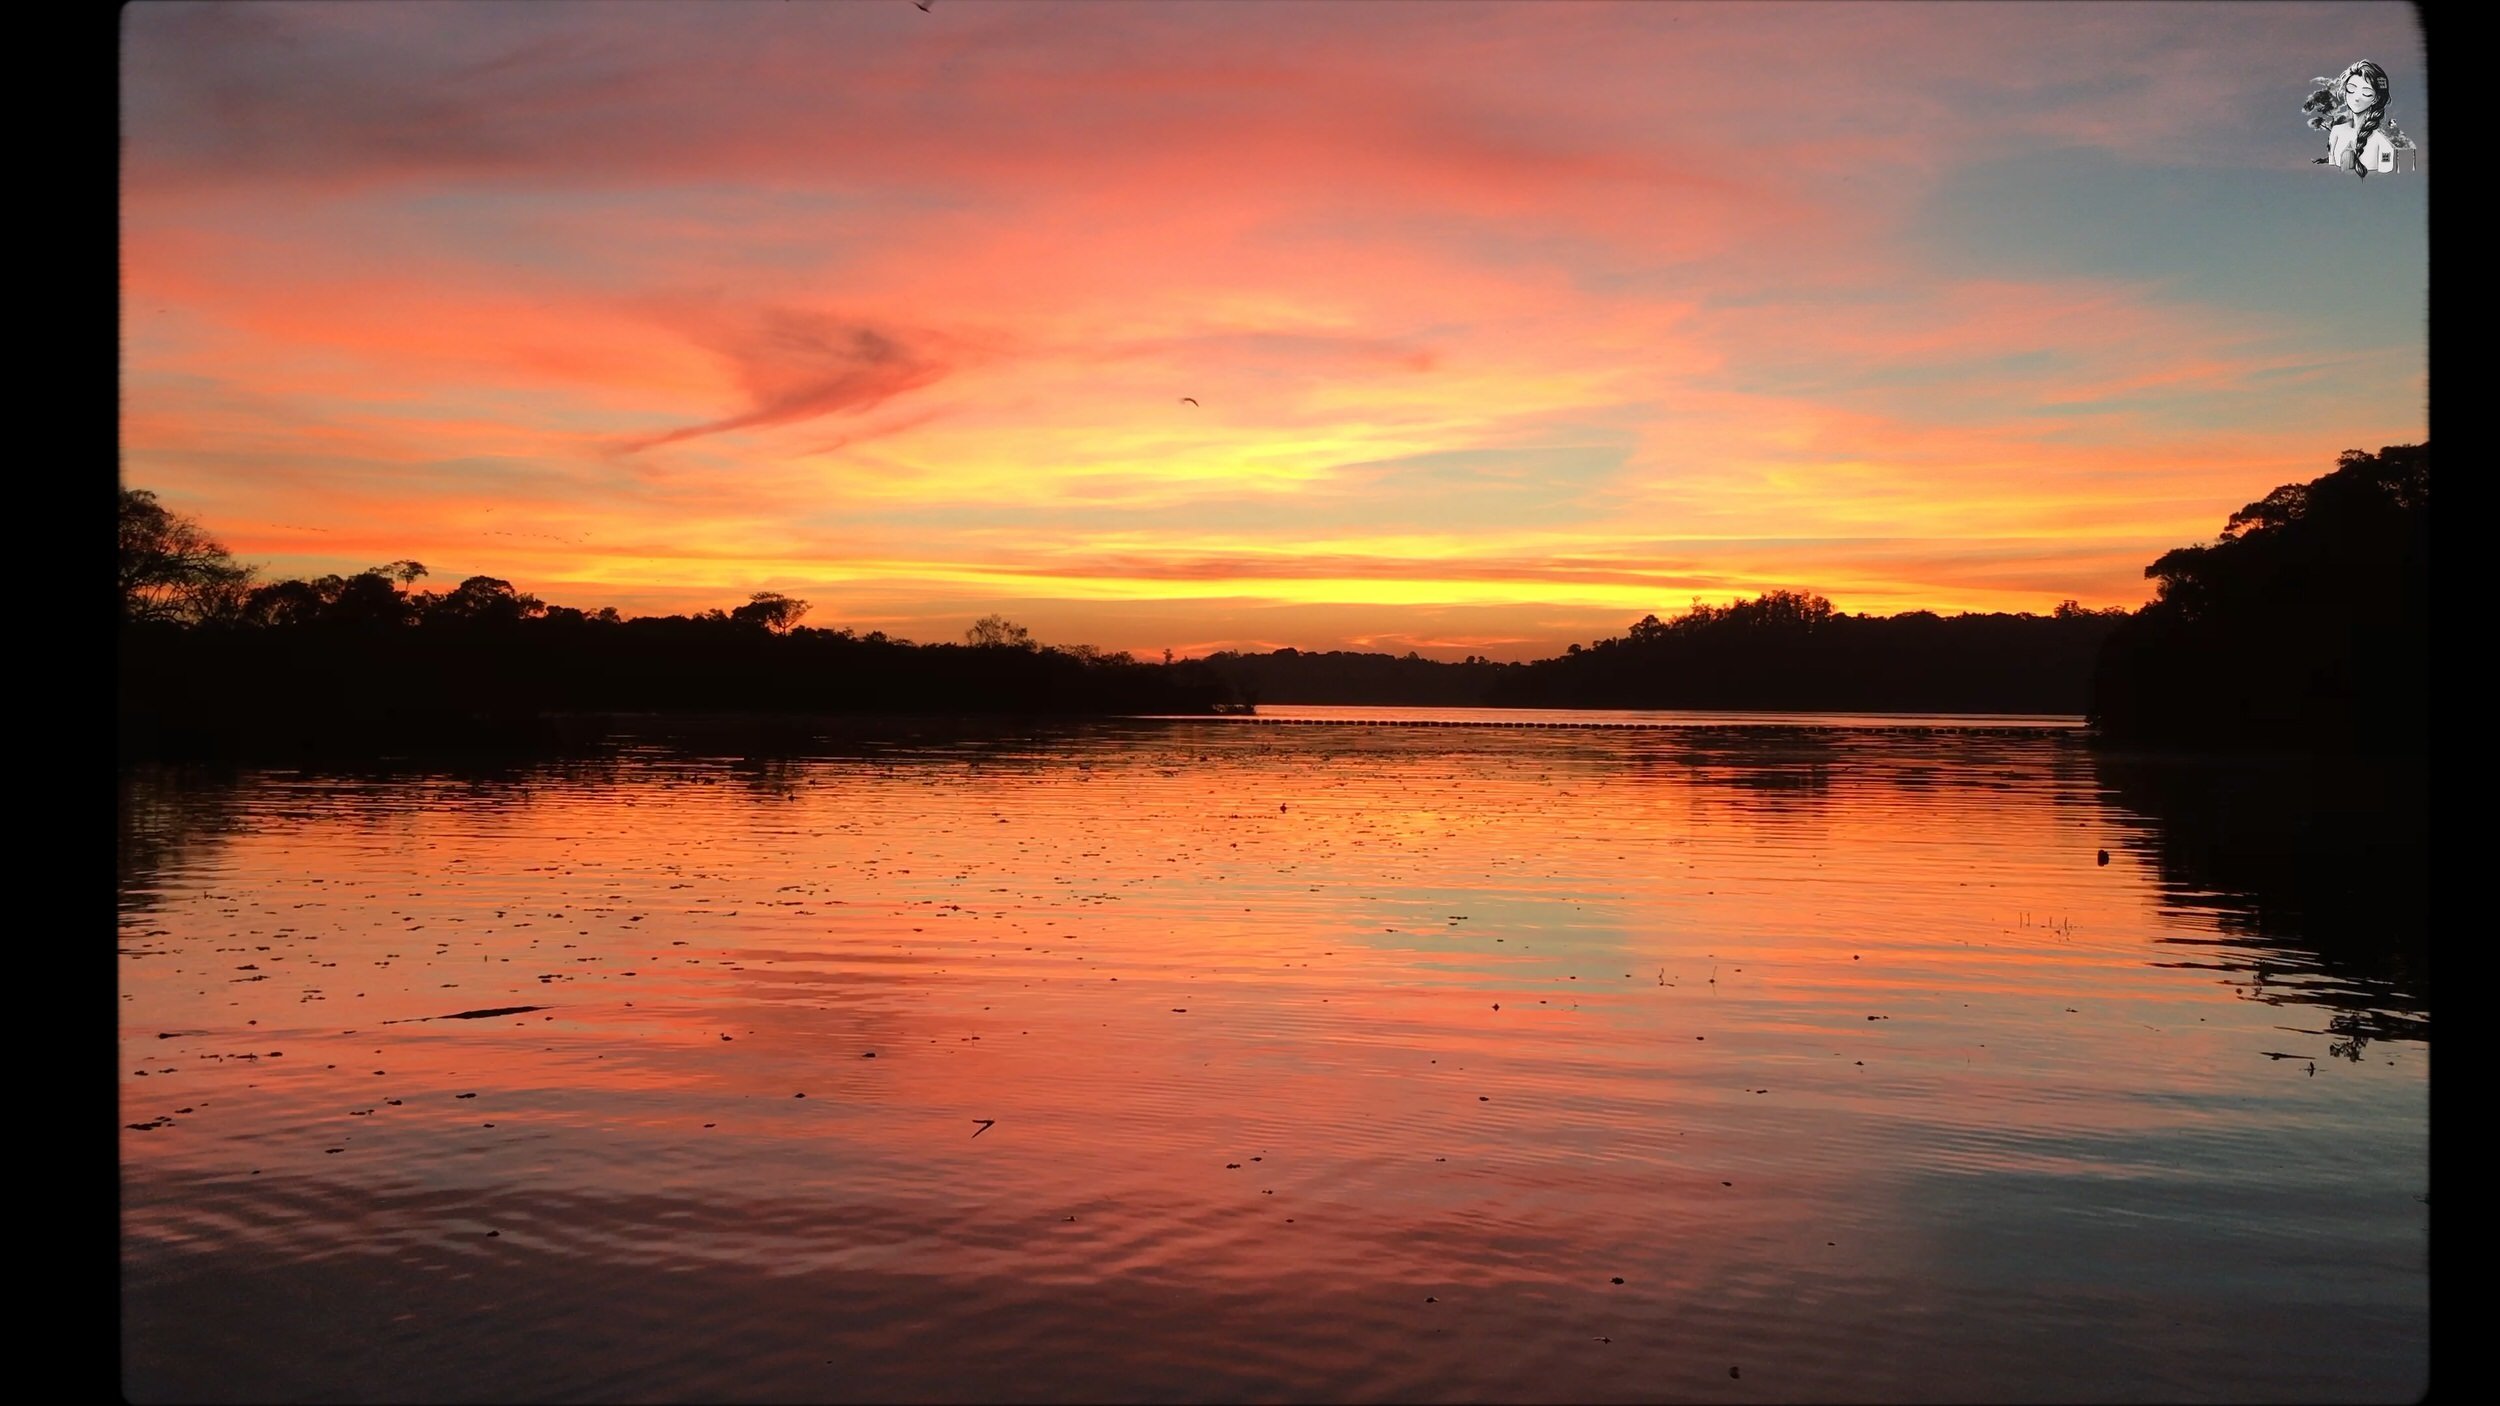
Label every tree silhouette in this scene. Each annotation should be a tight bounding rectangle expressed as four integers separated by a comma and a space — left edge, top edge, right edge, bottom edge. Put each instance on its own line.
237, 566, 423, 629
1054, 642, 1136, 665
429, 575, 546, 626
731, 591, 810, 633
118, 491, 1241, 757
330, 570, 420, 628
2090, 444, 2427, 751
239, 578, 329, 629
119, 489, 252, 624
965, 614, 1035, 649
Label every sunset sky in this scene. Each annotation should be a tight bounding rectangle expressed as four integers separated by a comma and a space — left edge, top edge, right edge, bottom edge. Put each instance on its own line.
120, 1, 2427, 660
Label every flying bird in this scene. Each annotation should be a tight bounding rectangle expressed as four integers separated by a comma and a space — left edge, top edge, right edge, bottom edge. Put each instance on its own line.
915, 0, 932, 10
1180, 397, 1199, 406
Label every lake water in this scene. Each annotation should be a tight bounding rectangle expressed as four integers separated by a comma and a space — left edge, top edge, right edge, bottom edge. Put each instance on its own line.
119, 713, 2429, 1403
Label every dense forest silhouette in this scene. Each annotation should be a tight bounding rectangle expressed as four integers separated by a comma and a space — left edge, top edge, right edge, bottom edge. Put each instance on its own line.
1199, 603, 2127, 713
119, 491, 1233, 757
2088, 444, 2427, 752
1480, 592, 2127, 713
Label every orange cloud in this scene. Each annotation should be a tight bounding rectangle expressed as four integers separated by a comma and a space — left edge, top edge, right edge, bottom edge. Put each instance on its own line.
120, 2, 2426, 662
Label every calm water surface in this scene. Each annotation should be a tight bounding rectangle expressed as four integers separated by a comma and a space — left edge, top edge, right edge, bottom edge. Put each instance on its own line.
119, 715, 2428, 1403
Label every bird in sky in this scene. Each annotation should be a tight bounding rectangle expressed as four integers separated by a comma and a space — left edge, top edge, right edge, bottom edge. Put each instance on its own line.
915, 0, 932, 10
1180, 397, 1199, 406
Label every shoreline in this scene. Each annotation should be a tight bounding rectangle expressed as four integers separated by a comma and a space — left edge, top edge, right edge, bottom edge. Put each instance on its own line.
120, 701, 2427, 767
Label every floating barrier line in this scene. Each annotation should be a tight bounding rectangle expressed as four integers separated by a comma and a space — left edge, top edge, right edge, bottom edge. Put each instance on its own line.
1154, 714, 2077, 736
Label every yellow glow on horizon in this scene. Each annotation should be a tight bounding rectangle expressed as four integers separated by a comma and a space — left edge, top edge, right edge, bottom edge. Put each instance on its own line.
119, 1, 2425, 655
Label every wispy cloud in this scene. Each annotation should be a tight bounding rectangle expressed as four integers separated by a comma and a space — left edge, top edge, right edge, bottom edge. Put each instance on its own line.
617, 311, 952, 453
120, 1, 2427, 658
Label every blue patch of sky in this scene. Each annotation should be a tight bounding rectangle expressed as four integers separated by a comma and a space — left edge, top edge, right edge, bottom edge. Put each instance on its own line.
1700, 149, 2421, 431
1906, 149, 2425, 352
1734, 349, 2079, 403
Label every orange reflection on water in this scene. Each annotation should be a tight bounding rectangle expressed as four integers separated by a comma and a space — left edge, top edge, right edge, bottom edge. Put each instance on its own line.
120, 720, 2426, 1402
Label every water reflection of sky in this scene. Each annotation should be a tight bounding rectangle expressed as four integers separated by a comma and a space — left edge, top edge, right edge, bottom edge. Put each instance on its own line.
121, 719, 2426, 1402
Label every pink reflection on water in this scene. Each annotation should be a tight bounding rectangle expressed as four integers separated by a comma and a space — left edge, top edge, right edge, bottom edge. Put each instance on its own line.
120, 722, 2426, 1401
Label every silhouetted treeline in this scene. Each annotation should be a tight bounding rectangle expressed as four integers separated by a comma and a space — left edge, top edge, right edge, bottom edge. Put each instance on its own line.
1483, 592, 2127, 712
118, 492, 1235, 758
2089, 444, 2427, 752
124, 626, 1248, 763
1201, 648, 1519, 705
157, 464, 2448, 753
123, 615, 1236, 758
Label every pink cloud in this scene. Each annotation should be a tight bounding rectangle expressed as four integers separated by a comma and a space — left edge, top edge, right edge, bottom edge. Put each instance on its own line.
616, 311, 953, 452
120, 1, 2425, 659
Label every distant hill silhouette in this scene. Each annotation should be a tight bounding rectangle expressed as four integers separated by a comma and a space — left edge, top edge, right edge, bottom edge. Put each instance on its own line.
2088, 444, 2427, 753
